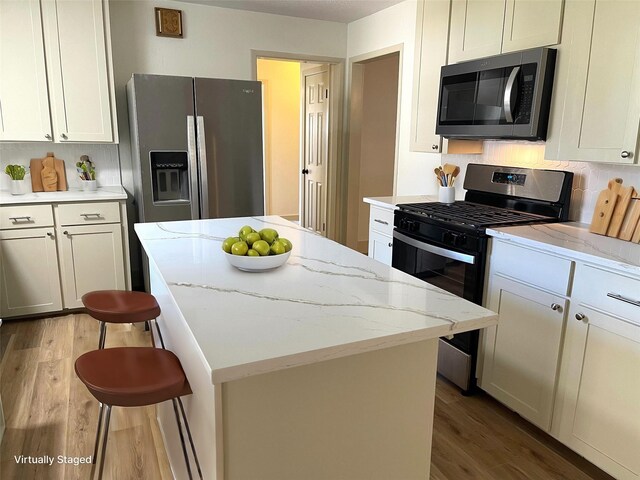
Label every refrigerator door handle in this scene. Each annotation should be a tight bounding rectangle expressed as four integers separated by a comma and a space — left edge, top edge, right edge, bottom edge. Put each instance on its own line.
187, 115, 200, 219
196, 115, 210, 218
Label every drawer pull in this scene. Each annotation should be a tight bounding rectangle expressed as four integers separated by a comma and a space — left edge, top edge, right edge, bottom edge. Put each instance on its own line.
575, 313, 586, 321
607, 292, 640, 308
374, 219, 389, 226
81, 213, 103, 218
550, 303, 562, 312
9, 216, 33, 223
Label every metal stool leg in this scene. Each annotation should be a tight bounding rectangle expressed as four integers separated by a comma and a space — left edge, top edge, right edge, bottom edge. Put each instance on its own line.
97, 405, 112, 480
92, 402, 104, 464
153, 319, 166, 349
98, 321, 106, 349
177, 397, 203, 479
172, 398, 193, 480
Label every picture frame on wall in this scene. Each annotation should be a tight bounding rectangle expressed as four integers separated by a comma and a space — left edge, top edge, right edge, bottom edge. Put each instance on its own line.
155, 7, 183, 38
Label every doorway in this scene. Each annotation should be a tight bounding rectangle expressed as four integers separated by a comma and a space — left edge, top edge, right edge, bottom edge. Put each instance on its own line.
254, 52, 344, 238
345, 49, 401, 253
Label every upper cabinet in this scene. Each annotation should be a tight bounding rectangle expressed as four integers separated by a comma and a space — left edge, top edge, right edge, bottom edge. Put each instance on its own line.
448, 0, 564, 63
545, 0, 640, 164
0, 0, 117, 143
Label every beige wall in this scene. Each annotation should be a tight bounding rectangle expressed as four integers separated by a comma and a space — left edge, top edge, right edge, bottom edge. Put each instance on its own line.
357, 54, 399, 244
257, 59, 301, 218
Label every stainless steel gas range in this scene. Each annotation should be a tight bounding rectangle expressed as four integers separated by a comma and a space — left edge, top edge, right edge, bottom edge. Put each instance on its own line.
392, 164, 573, 394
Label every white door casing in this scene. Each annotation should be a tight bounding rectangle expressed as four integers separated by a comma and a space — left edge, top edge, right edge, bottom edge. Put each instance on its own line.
302, 65, 329, 235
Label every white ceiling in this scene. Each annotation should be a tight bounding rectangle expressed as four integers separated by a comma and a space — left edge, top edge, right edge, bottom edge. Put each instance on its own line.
174, 0, 406, 23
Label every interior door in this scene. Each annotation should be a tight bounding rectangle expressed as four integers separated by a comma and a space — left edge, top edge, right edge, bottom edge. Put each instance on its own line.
301, 65, 329, 235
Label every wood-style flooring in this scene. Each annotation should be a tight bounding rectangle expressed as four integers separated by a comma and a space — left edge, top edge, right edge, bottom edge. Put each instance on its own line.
0, 314, 614, 480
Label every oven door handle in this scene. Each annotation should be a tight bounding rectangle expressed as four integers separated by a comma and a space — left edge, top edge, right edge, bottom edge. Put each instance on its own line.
393, 231, 476, 265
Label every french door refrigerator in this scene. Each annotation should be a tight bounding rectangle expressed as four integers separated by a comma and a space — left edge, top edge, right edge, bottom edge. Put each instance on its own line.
127, 74, 265, 287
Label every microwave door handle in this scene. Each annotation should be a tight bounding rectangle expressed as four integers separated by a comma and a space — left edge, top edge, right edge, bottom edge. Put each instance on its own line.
503, 66, 520, 123
393, 231, 476, 265
187, 115, 200, 220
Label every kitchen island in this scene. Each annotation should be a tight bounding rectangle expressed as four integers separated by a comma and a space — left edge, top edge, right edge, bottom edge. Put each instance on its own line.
135, 216, 497, 480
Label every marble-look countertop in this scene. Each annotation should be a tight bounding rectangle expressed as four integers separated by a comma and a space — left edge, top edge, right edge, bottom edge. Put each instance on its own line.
136, 216, 497, 384
363, 195, 438, 210
0, 186, 127, 205
487, 222, 640, 277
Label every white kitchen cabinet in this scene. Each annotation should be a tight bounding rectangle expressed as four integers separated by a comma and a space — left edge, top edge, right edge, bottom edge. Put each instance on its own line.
0, 227, 62, 317
367, 204, 395, 266
57, 223, 125, 308
481, 273, 568, 431
554, 264, 640, 480
0, 0, 117, 143
410, 0, 484, 154
0, 0, 52, 141
545, 0, 640, 164
448, 0, 564, 63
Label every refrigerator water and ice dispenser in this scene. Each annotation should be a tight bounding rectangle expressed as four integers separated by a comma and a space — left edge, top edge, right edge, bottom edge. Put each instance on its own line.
150, 152, 190, 203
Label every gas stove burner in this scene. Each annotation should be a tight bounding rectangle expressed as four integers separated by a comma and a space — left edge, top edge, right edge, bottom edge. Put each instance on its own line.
399, 201, 554, 229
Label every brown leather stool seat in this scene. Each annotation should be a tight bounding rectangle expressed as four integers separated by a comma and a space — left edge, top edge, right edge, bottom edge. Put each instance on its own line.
75, 347, 191, 407
82, 290, 161, 324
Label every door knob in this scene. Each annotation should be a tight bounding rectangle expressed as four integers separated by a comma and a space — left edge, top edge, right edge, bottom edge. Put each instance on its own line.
550, 303, 562, 312
621, 151, 632, 159
432, 144, 438, 150
45, 134, 52, 140
61, 133, 68, 140
301, 168, 309, 174
46, 232, 53, 237
575, 313, 586, 321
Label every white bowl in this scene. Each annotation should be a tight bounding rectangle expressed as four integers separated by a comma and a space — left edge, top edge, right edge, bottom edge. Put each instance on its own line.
224, 250, 291, 272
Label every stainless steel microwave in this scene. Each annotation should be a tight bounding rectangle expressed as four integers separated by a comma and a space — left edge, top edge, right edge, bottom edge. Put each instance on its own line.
435, 48, 556, 140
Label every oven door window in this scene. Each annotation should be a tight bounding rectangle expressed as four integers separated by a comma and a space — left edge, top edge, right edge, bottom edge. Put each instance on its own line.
391, 232, 481, 304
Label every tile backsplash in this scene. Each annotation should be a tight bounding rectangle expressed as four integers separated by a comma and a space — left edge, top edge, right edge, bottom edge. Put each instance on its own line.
446, 141, 640, 224
0, 143, 121, 191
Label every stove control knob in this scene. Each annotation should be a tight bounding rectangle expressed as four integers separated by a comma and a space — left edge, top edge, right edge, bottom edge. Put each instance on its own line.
442, 232, 454, 244
399, 218, 408, 230
408, 221, 418, 232
453, 233, 466, 247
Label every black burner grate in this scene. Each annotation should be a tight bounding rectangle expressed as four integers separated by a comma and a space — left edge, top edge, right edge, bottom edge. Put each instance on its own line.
400, 201, 554, 228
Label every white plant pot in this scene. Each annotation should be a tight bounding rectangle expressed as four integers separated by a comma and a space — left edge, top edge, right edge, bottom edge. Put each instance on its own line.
10, 180, 28, 195
82, 180, 97, 191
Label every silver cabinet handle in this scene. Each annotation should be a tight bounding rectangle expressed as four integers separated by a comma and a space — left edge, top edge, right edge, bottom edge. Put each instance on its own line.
46, 232, 53, 237
80, 213, 102, 218
621, 151, 633, 159
63, 230, 69, 235
503, 66, 520, 123
60, 133, 68, 140
374, 219, 389, 226
575, 313, 586, 321
607, 292, 640, 308
45, 134, 52, 140
9, 216, 32, 222
432, 144, 439, 150
550, 303, 562, 312
388, 242, 393, 247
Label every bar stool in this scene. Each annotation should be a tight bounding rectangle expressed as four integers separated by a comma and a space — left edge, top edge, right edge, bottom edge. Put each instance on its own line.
75, 346, 203, 480
82, 290, 161, 349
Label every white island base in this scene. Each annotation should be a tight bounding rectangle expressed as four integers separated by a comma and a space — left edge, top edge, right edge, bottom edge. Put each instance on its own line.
154, 263, 437, 479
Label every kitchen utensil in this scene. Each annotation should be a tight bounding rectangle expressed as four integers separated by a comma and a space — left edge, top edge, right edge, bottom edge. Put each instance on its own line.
606, 185, 635, 237
619, 193, 640, 241
589, 182, 619, 235
30, 153, 67, 192
443, 163, 456, 185
434, 167, 444, 186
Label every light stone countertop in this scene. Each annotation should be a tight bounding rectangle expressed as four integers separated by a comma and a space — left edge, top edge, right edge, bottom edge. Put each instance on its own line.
0, 185, 127, 205
487, 222, 640, 277
363, 195, 438, 210
135, 216, 497, 384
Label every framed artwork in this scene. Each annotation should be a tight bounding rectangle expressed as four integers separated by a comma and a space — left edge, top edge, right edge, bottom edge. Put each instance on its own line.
155, 7, 183, 38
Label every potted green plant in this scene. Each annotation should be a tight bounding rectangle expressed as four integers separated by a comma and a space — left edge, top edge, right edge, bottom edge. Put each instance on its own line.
4, 165, 28, 195
76, 156, 97, 191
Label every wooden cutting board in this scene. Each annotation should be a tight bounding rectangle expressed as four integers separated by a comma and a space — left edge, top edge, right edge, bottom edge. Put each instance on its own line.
30, 153, 67, 192
589, 188, 618, 235
606, 186, 635, 237
619, 194, 640, 241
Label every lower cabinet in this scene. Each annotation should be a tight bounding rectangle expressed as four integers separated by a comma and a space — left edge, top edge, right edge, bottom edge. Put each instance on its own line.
57, 223, 125, 308
481, 274, 567, 431
0, 227, 62, 317
368, 230, 393, 265
367, 204, 395, 266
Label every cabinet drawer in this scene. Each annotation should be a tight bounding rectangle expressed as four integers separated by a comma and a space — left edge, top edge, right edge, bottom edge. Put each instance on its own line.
573, 264, 640, 325
369, 206, 395, 236
489, 239, 573, 295
57, 202, 120, 226
0, 204, 54, 230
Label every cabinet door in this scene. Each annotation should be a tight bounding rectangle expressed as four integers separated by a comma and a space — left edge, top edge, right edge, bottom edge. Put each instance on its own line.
368, 230, 393, 266
480, 274, 567, 431
545, 0, 640, 163
556, 305, 640, 479
58, 223, 125, 308
0, 228, 62, 317
410, 0, 451, 153
502, 0, 564, 53
0, 0, 52, 141
41, 0, 113, 142
449, 0, 506, 63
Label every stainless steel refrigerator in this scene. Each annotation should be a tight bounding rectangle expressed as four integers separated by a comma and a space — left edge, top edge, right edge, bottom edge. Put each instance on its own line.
127, 74, 265, 286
